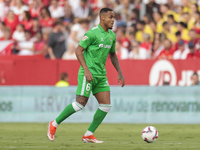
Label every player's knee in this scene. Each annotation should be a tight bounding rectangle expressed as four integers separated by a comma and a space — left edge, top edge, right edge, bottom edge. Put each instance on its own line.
99, 104, 111, 113
72, 102, 84, 112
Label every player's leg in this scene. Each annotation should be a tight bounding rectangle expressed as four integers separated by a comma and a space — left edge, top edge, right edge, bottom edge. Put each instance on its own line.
47, 75, 91, 141
82, 77, 111, 143
47, 96, 88, 141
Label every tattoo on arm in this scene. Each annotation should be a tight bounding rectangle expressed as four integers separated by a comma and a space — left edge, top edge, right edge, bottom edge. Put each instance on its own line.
110, 52, 122, 73
76, 95, 89, 106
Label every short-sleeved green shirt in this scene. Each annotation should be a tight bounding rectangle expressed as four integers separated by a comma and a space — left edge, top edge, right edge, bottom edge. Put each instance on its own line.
78, 24, 116, 77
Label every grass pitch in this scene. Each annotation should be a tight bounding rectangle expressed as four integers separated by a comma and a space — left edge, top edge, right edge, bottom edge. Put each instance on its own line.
0, 123, 200, 150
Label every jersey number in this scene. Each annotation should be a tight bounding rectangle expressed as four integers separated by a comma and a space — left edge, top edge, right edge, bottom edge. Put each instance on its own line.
86, 83, 91, 91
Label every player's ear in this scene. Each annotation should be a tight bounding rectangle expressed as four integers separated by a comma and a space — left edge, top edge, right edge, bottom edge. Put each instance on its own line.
100, 14, 105, 21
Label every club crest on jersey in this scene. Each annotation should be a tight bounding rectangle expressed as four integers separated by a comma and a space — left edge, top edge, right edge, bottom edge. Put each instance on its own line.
110, 38, 112, 42
82, 36, 88, 41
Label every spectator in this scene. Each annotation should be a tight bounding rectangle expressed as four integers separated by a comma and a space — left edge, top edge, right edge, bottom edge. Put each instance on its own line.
162, 21, 177, 43
127, 9, 139, 27
29, 0, 42, 18
191, 72, 200, 86
21, 11, 33, 30
18, 30, 34, 55
115, 40, 129, 60
149, 20, 157, 35
63, 0, 74, 30
145, 0, 159, 19
140, 33, 152, 53
143, 14, 154, 42
135, 20, 145, 43
167, 14, 178, 35
0, 27, 12, 40
40, 6, 54, 28
116, 26, 131, 50
194, 11, 200, 37
0, 28, 13, 55
129, 40, 148, 59
174, 31, 188, 51
0, 21, 6, 38
69, 18, 89, 48
73, 0, 93, 21
173, 40, 189, 59
182, 0, 191, 13
4, 10, 20, 34
183, 12, 194, 30
49, 0, 65, 18
177, 21, 190, 41
10, 0, 29, 21
127, 31, 135, 43
47, 20, 66, 59
157, 39, 174, 59
30, 17, 41, 36
153, 11, 164, 33
160, 4, 174, 21
152, 39, 164, 59
114, 0, 134, 24
62, 42, 77, 60
0, 0, 10, 21
186, 42, 200, 59
175, 6, 184, 22
34, 31, 48, 55
12, 24, 25, 42
189, 29, 200, 50
55, 72, 69, 87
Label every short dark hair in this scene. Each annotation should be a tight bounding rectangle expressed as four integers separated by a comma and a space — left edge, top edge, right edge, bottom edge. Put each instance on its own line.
175, 31, 181, 36
24, 30, 31, 34
168, 14, 174, 19
60, 72, 68, 80
189, 29, 195, 32
163, 21, 168, 26
178, 22, 187, 28
54, 20, 63, 27
78, 18, 89, 24
193, 72, 199, 77
138, 20, 145, 26
156, 11, 163, 17
163, 4, 170, 9
100, 8, 113, 15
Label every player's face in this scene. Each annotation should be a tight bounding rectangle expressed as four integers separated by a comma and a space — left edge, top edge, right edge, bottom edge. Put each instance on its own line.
104, 11, 115, 29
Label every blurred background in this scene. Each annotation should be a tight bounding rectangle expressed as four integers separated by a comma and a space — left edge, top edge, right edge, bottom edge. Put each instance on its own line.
0, 0, 200, 124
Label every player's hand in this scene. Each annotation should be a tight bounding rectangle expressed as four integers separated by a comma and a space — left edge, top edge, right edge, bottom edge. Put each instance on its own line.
85, 69, 93, 83
118, 73, 125, 87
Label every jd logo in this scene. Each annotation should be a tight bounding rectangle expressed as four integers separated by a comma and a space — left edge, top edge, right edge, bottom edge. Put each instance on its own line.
149, 60, 177, 86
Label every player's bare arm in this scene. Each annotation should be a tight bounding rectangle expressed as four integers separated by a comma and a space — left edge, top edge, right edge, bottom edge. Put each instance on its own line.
75, 45, 93, 82
110, 52, 125, 87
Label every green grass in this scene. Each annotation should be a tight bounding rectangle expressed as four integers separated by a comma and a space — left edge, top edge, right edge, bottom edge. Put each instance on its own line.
0, 123, 200, 150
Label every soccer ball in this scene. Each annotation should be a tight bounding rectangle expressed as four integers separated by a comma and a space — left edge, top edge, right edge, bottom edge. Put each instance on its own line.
141, 126, 158, 143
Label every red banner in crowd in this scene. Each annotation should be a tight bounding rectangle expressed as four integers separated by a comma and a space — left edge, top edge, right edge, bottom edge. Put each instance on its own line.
0, 56, 199, 86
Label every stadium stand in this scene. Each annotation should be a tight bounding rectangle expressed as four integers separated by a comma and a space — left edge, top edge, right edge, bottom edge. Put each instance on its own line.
0, 0, 199, 60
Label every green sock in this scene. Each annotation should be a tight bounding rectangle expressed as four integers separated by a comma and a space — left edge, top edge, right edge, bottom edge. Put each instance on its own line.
55, 103, 76, 124
87, 108, 108, 133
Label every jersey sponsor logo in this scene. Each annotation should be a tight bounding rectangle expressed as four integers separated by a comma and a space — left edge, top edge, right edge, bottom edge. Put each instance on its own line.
99, 44, 111, 49
82, 36, 88, 41
99, 44, 103, 48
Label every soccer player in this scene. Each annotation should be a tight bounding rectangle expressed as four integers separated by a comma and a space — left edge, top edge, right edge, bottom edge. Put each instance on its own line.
47, 7, 125, 143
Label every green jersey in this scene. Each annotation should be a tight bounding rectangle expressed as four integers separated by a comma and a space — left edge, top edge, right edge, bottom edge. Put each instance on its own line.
78, 24, 116, 76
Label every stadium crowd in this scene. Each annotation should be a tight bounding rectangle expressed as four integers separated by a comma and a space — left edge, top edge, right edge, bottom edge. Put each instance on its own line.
0, 0, 200, 60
